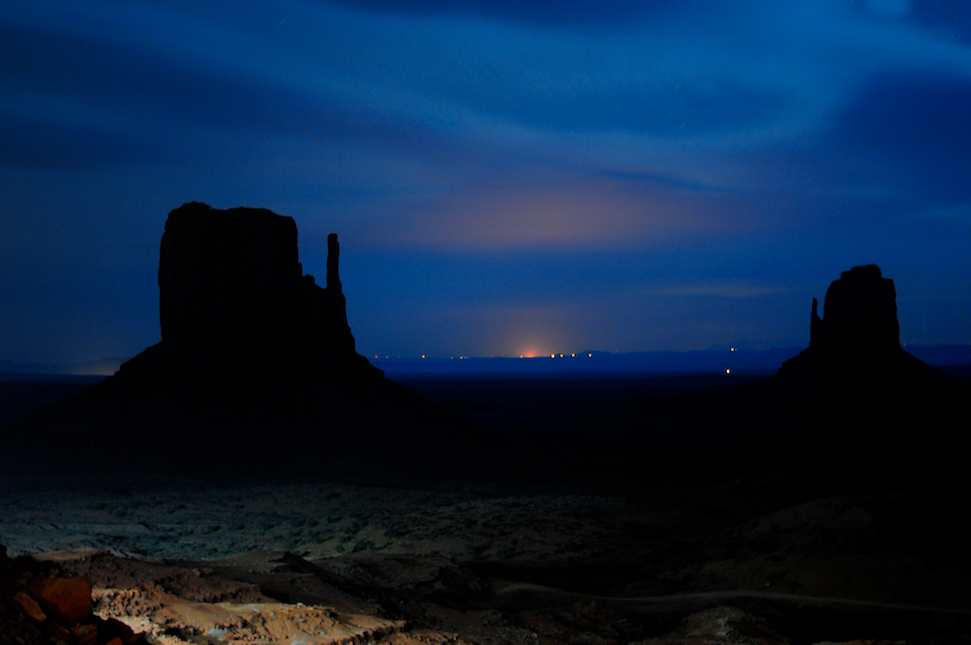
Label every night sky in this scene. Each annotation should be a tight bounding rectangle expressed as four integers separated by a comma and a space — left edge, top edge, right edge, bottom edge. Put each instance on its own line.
2, 1, 970, 365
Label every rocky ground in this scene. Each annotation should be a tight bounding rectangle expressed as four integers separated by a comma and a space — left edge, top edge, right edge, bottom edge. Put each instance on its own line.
3, 480, 971, 644
0, 481, 620, 563
0, 542, 148, 644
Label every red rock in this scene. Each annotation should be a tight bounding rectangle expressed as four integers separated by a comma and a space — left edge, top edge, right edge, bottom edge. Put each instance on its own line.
13, 591, 46, 622
105, 638, 124, 645
28, 577, 92, 624
103, 617, 136, 642
72, 623, 97, 645
48, 623, 72, 642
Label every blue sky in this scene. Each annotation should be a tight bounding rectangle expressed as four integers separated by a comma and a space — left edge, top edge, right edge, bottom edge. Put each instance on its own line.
2, 0, 970, 363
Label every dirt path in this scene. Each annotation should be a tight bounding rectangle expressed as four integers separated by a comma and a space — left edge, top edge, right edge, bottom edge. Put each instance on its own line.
496, 581, 971, 615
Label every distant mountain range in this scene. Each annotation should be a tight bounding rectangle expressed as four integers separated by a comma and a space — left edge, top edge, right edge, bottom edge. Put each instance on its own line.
0, 358, 124, 379
3, 345, 970, 379
373, 344, 971, 378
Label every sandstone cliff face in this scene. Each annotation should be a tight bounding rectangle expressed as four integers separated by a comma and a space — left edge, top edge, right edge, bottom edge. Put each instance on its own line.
780, 264, 927, 383
118, 201, 373, 384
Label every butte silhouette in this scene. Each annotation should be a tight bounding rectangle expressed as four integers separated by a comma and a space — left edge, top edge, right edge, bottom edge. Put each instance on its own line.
779, 264, 934, 390
114, 201, 382, 387
18, 202, 446, 476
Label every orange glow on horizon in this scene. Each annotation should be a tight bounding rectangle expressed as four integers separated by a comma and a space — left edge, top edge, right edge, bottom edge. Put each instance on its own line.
517, 346, 590, 359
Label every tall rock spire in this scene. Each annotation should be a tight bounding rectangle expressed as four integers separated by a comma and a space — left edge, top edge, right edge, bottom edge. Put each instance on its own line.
327, 233, 342, 293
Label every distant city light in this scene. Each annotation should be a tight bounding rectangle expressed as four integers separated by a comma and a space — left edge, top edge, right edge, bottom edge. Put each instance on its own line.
725, 368, 732, 375
587, 353, 593, 358
730, 346, 737, 353
571, 352, 576, 358
550, 353, 556, 359
420, 353, 427, 359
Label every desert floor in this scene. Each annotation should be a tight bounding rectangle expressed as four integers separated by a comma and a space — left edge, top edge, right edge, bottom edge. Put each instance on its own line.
4, 479, 971, 644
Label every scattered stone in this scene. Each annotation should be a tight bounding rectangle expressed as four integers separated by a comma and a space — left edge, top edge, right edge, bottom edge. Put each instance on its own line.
71, 622, 97, 645
48, 623, 72, 642
102, 617, 136, 643
28, 576, 92, 624
2, 553, 148, 645
13, 592, 46, 623
636, 606, 787, 645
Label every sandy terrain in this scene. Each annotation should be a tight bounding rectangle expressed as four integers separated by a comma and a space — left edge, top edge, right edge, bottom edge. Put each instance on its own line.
1, 482, 622, 643
0, 481, 618, 563
3, 481, 970, 644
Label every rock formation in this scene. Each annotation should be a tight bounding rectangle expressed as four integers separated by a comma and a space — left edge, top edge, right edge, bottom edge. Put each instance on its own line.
779, 264, 929, 384
116, 202, 378, 385
0, 544, 147, 644
11, 201, 462, 477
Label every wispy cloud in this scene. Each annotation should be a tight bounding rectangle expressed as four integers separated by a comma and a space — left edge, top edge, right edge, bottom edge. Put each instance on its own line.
3, 0, 971, 359
640, 283, 789, 299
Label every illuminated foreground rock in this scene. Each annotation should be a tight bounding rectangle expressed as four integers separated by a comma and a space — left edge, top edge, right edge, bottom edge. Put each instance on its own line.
1, 545, 147, 644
